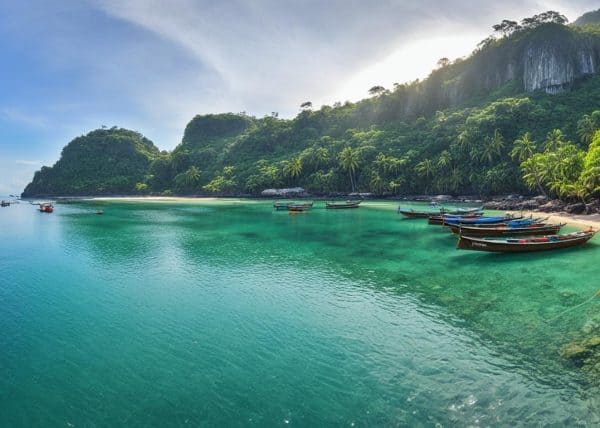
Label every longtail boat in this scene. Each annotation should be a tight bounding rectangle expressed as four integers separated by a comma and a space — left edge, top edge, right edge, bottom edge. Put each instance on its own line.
441, 206, 484, 214
428, 213, 483, 225
443, 215, 523, 226
274, 201, 313, 211
400, 206, 483, 219
287, 202, 313, 212
457, 229, 596, 252
326, 200, 361, 209
273, 201, 290, 211
39, 203, 54, 213
451, 222, 564, 237
446, 218, 539, 233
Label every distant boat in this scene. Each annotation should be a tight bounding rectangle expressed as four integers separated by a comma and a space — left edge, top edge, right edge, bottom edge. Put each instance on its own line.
457, 229, 596, 252
274, 201, 313, 211
287, 205, 311, 213
273, 201, 291, 210
286, 201, 313, 212
1, 200, 10, 207
326, 200, 361, 209
450, 222, 564, 237
39, 203, 54, 213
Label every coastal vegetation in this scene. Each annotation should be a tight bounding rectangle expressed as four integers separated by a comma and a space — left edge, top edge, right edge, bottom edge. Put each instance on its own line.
22, 10, 600, 200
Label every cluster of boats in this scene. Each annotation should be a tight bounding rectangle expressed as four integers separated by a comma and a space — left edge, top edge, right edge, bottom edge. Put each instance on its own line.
273, 200, 362, 212
398, 205, 596, 253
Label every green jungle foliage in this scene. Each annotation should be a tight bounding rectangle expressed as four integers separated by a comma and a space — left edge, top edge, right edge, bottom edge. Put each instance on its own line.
22, 128, 160, 196
21, 12, 600, 199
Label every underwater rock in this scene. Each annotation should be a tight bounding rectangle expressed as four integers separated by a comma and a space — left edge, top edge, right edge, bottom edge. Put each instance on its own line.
582, 336, 600, 348
560, 343, 589, 361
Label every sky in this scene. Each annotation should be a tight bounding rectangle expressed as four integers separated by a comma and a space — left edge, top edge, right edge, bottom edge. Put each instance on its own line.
0, 0, 598, 194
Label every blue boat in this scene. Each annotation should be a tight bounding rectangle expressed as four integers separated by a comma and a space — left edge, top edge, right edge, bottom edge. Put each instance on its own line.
443, 215, 523, 226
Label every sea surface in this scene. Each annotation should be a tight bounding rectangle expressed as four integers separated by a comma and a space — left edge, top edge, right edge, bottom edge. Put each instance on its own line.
1, 199, 599, 426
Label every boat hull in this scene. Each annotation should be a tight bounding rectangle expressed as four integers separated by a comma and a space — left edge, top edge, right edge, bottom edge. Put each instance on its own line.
457, 231, 595, 252
428, 213, 482, 225
450, 223, 563, 236
326, 201, 361, 209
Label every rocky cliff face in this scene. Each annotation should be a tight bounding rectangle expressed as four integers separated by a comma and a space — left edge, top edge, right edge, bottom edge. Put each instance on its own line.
523, 37, 599, 93
411, 22, 600, 116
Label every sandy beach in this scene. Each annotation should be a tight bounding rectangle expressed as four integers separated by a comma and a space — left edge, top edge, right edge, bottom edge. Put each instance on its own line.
505, 210, 600, 229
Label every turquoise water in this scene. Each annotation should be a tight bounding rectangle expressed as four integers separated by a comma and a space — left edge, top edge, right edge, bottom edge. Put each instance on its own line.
1, 199, 599, 426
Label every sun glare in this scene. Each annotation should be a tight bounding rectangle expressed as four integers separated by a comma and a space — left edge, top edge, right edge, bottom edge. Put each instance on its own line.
332, 32, 487, 103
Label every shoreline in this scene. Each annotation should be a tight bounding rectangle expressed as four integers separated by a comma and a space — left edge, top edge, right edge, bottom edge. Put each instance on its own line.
62, 196, 600, 229
504, 210, 600, 229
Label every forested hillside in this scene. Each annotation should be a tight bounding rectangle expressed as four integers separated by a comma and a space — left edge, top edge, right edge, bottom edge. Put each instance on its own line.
22, 10, 600, 200
22, 128, 160, 196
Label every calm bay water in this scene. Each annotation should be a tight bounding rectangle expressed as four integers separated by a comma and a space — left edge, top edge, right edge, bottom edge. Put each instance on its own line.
1, 199, 599, 426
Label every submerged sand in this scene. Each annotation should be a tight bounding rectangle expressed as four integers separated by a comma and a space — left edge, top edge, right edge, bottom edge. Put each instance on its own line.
84, 196, 600, 229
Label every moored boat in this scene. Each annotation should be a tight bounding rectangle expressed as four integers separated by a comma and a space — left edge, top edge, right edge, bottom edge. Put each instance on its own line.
39, 203, 54, 213
400, 206, 483, 219
443, 215, 523, 226
441, 206, 484, 215
398, 208, 436, 218
326, 200, 361, 209
274, 201, 313, 211
287, 202, 313, 212
273, 201, 292, 210
451, 222, 564, 237
428, 212, 483, 225
457, 229, 596, 252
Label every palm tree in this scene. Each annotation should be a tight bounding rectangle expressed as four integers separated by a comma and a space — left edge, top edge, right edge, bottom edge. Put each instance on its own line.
415, 159, 435, 192
576, 115, 596, 145
544, 129, 566, 152
369, 172, 387, 194
510, 132, 536, 163
314, 147, 330, 168
283, 157, 302, 183
480, 129, 505, 164
338, 147, 360, 192
521, 154, 548, 196
415, 159, 434, 179
437, 150, 452, 169
448, 167, 463, 192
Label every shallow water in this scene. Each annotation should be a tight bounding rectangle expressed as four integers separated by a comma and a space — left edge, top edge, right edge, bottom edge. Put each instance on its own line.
1, 199, 599, 426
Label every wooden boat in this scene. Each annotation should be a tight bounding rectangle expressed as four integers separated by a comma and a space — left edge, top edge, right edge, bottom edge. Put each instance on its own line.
39, 203, 54, 213
287, 202, 313, 212
274, 201, 313, 211
274, 201, 291, 210
398, 208, 438, 218
451, 222, 564, 237
443, 215, 523, 226
428, 213, 483, 225
400, 206, 483, 219
447, 218, 539, 233
326, 200, 361, 209
457, 229, 596, 252
440, 206, 484, 214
